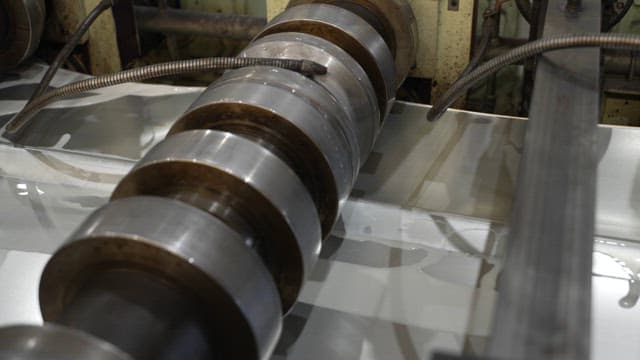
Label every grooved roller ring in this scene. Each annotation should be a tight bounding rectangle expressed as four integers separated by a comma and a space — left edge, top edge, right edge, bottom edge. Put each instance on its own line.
40, 196, 282, 360
112, 130, 322, 311
170, 70, 357, 236
286, 0, 417, 86
257, 4, 396, 118
241, 32, 380, 161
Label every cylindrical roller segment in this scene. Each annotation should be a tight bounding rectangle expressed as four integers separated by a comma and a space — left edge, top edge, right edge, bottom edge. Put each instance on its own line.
200, 66, 360, 193
56, 268, 215, 360
112, 130, 322, 310
0, 0, 45, 71
40, 196, 282, 360
257, 4, 396, 118
240, 32, 379, 161
211, 66, 360, 181
169, 70, 357, 236
0, 324, 132, 360
287, 0, 417, 86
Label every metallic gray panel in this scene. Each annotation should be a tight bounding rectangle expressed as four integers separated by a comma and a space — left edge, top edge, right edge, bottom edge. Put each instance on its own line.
487, 2, 601, 359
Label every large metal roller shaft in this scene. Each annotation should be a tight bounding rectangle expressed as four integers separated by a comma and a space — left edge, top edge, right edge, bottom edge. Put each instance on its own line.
0, 1, 417, 359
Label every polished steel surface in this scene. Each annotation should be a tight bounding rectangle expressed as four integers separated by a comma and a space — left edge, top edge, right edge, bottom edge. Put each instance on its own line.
0, 0, 45, 71
258, 4, 396, 117
286, 0, 417, 86
57, 268, 216, 360
0, 64, 203, 160
487, 2, 601, 359
168, 71, 351, 236
2, 87, 640, 358
40, 196, 282, 360
0, 324, 132, 360
241, 32, 379, 161
112, 130, 322, 311
209, 65, 360, 180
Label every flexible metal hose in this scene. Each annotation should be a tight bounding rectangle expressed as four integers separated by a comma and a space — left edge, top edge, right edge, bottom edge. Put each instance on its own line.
427, 33, 640, 122
29, 0, 114, 102
3, 57, 327, 139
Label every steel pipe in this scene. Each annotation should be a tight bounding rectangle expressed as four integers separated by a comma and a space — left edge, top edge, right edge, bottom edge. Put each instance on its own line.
112, 130, 322, 311
134, 5, 266, 41
40, 196, 282, 359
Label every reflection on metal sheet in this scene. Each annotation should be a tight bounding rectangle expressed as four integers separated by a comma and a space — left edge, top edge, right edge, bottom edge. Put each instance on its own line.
356, 102, 640, 243
0, 65, 639, 358
0, 64, 203, 160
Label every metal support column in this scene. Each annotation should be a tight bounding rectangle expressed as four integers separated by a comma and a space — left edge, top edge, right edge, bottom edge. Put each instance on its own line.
486, 1, 601, 359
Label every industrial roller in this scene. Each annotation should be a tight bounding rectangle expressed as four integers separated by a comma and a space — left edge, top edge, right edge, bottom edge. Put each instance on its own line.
40, 196, 282, 359
168, 66, 359, 236
241, 32, 381, 161
0, 0, 45, 72
0, 1, 418, 359
112, 130, 322, 311
257, 4, 396, 117
287, 0, 417, 87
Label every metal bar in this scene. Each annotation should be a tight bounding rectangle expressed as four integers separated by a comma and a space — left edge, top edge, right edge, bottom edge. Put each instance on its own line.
112, 0, 141, 67
486, 0, 601, 359
134, 5, 266, 41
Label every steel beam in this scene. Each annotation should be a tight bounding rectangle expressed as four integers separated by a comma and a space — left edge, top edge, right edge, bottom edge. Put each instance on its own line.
486, 1, 601, 359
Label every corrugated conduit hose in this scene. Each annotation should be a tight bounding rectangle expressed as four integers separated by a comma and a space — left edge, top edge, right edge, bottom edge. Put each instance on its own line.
427, 33, 640, 122
3, 57, 326, 140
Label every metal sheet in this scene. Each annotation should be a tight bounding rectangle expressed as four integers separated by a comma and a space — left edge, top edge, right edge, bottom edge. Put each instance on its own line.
0, 64, 203, 160
487, 2, 601, 359
0, 64, 640, 359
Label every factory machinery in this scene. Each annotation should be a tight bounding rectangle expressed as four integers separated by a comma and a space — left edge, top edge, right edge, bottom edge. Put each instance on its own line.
5, 0, 640, 359
0, 1, 417, 359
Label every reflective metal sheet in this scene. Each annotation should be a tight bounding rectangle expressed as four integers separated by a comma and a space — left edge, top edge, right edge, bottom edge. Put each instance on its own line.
0, 64, 640, 359
0, 64, 203, 159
